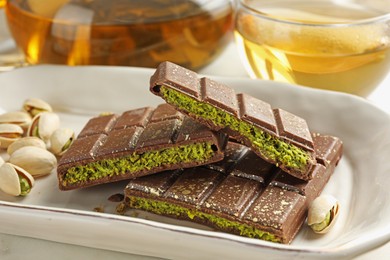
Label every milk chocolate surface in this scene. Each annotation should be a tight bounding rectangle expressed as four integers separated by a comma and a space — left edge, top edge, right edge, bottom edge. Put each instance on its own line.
124, 134, 342, 244
57, 104, 227, 190
150, 61, 316, 180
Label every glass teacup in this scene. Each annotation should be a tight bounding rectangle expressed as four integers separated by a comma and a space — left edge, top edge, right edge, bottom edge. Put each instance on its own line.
234, 0, 390, 96
6, 0, 233, 70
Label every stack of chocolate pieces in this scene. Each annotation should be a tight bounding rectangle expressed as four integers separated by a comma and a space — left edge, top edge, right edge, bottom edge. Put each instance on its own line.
57, 104, 227, 190
57, 61, 343, 244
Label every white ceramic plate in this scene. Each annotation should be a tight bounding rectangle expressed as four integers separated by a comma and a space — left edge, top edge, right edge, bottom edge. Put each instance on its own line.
0, 65, 389, 259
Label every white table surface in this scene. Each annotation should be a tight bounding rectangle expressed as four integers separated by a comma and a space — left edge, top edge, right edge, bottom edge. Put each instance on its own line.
0, 41, 389, 260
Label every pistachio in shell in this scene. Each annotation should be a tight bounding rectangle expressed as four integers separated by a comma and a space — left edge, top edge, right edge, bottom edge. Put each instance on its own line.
50, 128, 75, 156
9, 146, 57, 178
0, 162, 35, 196
0, 123, 24, 149
23, 98, 52, 117
0, 111, 32, 129
7, 136, 47, 155
307, 195, 340, 234
27, 112, 60, 142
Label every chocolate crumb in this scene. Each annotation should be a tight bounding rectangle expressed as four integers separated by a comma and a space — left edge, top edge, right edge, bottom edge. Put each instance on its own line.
116, 202, 128, 215
93, 206, 105, 213
108, 193, 125, 202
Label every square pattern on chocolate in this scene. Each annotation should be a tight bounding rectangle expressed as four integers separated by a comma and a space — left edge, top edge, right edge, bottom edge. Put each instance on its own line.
206, 175, 261, 217
150, 61, 317, 181
113, 107, 153, 130
165, 168, 221, 205
125, 135, 342, 244
273, 108, 313, 150
77, 114, 118, 138
150, 61, 200, 98
60, 134, 107, 164
238, 93, 277, 135
57, 104, 226, 190
244, 186, 305, 237
200, 77, 238, 116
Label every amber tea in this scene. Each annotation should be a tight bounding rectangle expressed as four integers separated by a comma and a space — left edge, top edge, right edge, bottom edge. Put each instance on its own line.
6, 0, 233, 70
235, 0, 390, 96
1, 0, 26, 72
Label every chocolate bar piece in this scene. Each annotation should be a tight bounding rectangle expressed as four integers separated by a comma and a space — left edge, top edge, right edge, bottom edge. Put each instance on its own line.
150, 61, 316, 180
57, 104, 227, 190
124, 134, 342, 244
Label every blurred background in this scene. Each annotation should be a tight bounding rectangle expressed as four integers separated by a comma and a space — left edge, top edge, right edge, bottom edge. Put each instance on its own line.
1, 0, 390, 97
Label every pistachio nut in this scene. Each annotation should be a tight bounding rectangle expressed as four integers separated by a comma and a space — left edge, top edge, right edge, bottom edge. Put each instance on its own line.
7, 136, 47, 155
0, 111, 32, 129
307, 195, 340, 234
23, 98, 53, 117
27, 112, 60, 142
9, 146, 57, 178
0, 162, 35, 196
0, 123, 24, 149
50, 128, 75, 156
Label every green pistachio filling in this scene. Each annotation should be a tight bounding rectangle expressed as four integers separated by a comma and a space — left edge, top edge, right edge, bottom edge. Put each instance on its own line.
63, 142, 216, 186
19, 177, 31, 196
159, 86, 311, 171
33, 126, 39, 137
127, 196, 281, 243
311, 211, 331, 232
62, 138, 73, 152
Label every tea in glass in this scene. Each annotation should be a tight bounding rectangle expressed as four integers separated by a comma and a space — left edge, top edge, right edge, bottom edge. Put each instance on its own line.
6, 0, 233, 70
0, 0, 25, 71
235, 0, 390, 96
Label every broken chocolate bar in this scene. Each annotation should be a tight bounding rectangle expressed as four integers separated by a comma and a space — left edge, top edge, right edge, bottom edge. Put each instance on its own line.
150, 61, 317, 180
57, 104, 227, 190
124, 134, 342, 244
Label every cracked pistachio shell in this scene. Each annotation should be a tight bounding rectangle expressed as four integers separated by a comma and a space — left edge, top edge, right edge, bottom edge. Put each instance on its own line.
0, 156, 4, 167
307, 195, 340, 234
23, 98, 52, 117
0, 163, 34, 196
27, 112, 60, 142
0, 111, 32, 129
50, 128, 75, 156
9, 146, 57, 178
7, 136, 47, 155
0, 124, 24, 149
